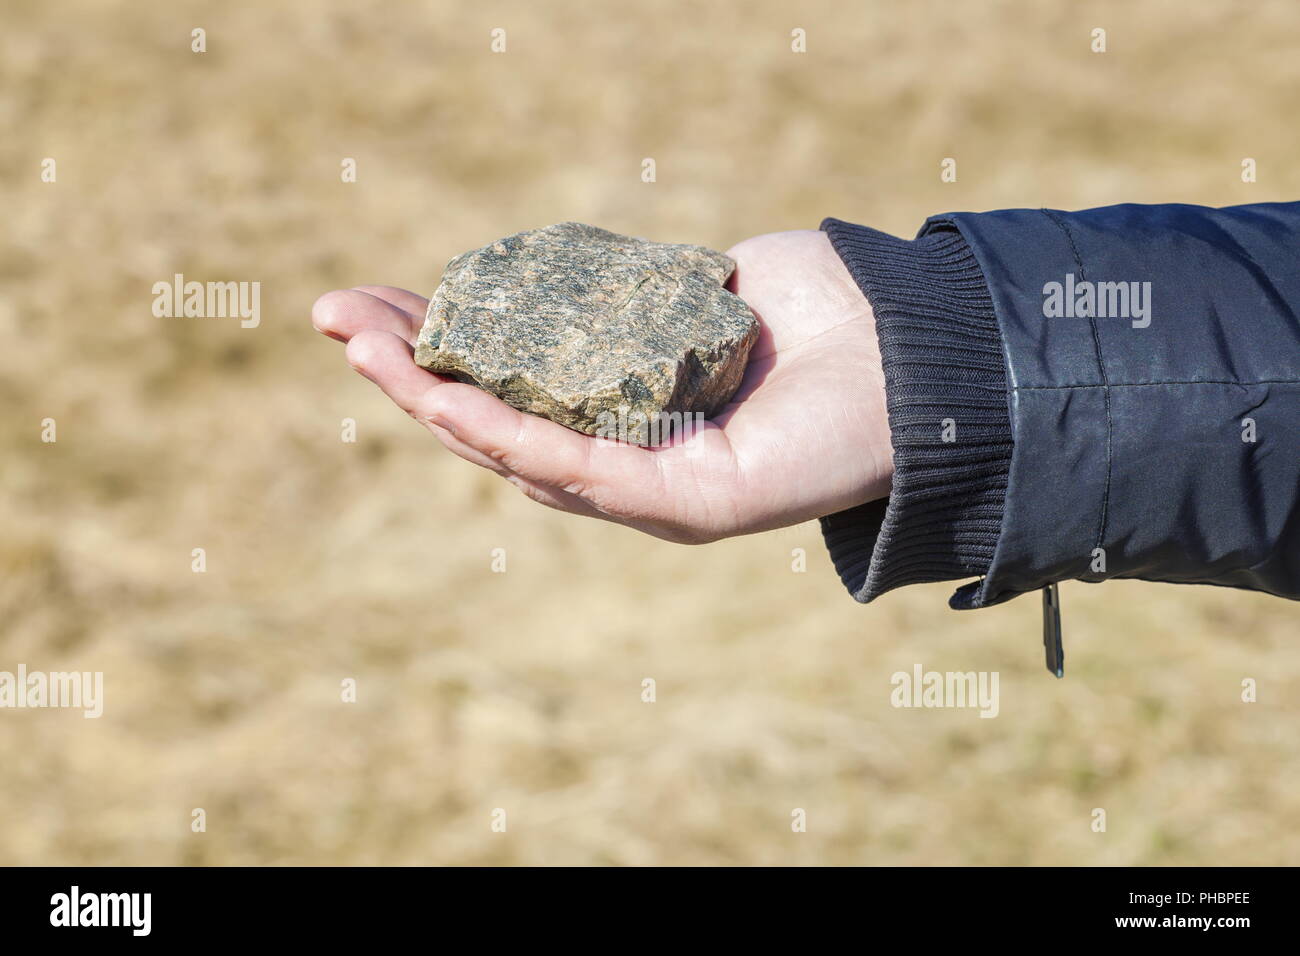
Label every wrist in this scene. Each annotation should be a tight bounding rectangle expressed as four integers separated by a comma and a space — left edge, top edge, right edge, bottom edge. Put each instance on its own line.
817, 218, 1013, 605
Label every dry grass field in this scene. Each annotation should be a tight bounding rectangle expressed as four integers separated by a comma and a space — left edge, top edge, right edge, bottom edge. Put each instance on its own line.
2, 0, 1298, 865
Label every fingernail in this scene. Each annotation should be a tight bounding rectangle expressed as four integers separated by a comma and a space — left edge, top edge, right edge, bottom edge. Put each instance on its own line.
423, 413, 455, 436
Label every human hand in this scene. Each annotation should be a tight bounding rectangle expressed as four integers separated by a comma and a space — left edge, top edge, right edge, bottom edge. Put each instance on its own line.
311, 229, 892, 543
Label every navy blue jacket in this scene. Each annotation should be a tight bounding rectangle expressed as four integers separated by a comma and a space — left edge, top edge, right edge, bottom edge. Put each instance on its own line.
821, 203, 1300, 629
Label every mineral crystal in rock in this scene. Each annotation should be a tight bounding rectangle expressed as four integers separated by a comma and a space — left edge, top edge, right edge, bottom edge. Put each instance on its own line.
414, 222, 759, 445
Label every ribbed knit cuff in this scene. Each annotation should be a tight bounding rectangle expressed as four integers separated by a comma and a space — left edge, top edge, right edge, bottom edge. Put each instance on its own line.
819, 218, 1012, 609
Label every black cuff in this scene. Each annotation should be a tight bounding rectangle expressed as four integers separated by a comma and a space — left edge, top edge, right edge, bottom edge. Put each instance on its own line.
819, 218, 1012, 609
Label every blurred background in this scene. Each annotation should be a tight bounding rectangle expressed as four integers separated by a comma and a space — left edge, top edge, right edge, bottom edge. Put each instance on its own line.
2, 0, 1298, 865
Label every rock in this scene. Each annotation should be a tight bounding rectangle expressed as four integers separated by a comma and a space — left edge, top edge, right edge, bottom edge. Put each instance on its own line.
413, 222, 759, 446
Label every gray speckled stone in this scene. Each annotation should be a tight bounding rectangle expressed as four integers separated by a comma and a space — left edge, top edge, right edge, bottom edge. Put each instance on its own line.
414, 222, 759, 445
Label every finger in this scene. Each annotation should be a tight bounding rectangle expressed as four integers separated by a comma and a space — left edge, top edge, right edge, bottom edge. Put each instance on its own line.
501, 473, 628, 524
313, 289, 420, 345
351, 285, 429, 319
344, 329, 510, 474
346, 329, 449, 410
345, 330, 620, 523
434, 418, 692, 538
344, 330, 570, 482
427, 416, 625, 524
420, 383, 674, 520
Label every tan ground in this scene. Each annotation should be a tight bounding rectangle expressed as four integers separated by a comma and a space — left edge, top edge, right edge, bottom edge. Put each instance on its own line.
1, 0, 1297, 865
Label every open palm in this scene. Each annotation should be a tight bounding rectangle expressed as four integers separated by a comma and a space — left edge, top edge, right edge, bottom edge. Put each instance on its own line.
311, 229, 892, 543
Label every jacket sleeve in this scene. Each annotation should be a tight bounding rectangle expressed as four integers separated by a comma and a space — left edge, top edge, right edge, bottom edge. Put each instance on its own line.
822, 201, 1300, 609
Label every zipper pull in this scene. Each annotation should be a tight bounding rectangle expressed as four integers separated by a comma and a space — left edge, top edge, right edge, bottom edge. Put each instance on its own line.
1041, 583, 1064, 678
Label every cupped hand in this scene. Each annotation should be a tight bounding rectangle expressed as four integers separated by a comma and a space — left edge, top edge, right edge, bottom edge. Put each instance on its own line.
311, 229, 892, 543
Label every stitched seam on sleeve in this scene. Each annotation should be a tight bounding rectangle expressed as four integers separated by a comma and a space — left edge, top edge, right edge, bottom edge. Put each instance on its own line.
1041, 208, 1112, 555
1021, 380, 1300, 389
